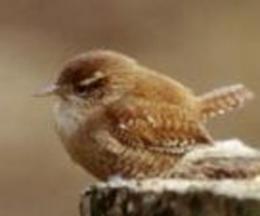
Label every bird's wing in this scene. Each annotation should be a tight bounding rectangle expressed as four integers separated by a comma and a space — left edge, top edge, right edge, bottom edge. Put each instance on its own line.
106, 97, 213, 155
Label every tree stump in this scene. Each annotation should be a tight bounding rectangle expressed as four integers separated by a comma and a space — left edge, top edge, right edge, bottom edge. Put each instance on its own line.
80, 140, 260, 216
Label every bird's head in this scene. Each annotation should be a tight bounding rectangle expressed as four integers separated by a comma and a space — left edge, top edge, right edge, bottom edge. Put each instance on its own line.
36, 50, 138, 106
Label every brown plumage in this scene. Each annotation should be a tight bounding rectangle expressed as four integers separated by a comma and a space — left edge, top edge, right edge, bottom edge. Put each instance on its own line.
38, 50, 254, 180
199, 84, 253, 121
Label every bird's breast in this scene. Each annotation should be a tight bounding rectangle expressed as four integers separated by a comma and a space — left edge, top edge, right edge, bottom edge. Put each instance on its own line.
53, 100, 118, 178
53, 100, 182, 180
54, 102, 82, 139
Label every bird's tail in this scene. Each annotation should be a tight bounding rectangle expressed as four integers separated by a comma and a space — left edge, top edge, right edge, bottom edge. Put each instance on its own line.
199, 84, 254, 121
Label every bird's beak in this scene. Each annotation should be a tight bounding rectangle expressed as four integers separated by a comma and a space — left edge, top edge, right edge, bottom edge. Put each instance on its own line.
34, 84, 60, 97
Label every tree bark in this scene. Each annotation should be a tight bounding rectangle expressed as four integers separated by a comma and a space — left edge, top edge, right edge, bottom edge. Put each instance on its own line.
80, 140, 260, 216
80, 178, 260, 216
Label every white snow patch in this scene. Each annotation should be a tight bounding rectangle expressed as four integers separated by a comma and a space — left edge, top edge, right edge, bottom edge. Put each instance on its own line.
183, 139, 260, 161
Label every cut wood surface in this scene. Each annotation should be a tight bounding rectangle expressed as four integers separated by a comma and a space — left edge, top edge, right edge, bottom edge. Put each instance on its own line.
80, 140, 260, 216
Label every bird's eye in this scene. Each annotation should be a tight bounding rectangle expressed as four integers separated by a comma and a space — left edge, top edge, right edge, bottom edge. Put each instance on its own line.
73, 76, 106, 97
74, 85, 88, 96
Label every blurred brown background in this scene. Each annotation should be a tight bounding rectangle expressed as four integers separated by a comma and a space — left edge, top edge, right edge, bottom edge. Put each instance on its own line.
0, 0, 259, 215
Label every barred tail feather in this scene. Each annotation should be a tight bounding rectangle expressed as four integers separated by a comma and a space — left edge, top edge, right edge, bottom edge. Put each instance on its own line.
199, 84, 254, 121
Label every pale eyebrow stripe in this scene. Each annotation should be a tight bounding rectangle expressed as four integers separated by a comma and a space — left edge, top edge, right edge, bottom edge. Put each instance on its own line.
79, 71, 105, 86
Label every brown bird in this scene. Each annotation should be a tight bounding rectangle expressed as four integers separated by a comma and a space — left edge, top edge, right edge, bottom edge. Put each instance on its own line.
37, 50, 253, 180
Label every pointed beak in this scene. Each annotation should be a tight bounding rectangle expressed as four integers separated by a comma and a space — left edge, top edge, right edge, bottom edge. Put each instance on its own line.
33, 84, 60, 97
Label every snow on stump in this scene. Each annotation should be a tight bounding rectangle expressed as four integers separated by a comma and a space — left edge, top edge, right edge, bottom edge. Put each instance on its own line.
80, 140, 260, 216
